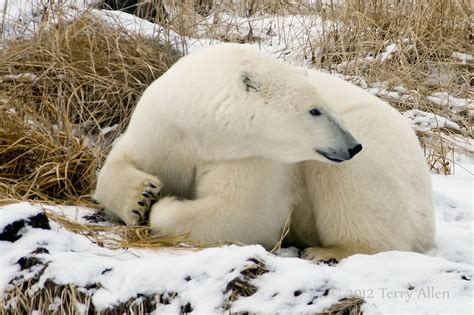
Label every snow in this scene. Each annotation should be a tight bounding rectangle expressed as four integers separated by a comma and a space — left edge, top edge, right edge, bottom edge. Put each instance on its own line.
91, 9, 324, 65
427, 92, 473, 113
452, 52, 474, 64
0, 202, 41, 227
0, 0, 97, 39
379, 43, 397, 62
91, 9, 203, 51
403, 109, 461, 132
1, 73, 37, 82
100, 124, 118, 136
433, 174, 473, 265
367, 84, 408, 103
1, 169, 473, 313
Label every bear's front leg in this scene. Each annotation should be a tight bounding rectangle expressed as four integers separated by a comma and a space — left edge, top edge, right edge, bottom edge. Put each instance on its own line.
94, 155, 163, 226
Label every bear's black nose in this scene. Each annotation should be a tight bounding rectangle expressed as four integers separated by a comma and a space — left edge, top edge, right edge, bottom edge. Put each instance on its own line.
348, 144, 363, 158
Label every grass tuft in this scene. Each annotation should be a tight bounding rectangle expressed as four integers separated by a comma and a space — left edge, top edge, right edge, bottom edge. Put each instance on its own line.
325, 296, 365, 315
0, 13, 180, 204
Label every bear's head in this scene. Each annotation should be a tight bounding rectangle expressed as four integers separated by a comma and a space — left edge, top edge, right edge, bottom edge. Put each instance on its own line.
169, 44, 362, 164
233, 66, 362, 164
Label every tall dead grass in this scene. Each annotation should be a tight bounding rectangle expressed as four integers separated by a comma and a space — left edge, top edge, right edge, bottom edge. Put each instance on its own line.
139, 0, 316, 37
0, 14, 180, 204
314, 0, 471, 99
312, 0, 472, 173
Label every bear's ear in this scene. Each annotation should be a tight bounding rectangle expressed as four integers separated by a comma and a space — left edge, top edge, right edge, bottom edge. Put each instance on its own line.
241, 72, 260, 92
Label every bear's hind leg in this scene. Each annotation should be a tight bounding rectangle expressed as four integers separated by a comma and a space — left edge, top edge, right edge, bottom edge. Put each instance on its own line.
94, 155, 163, 225
148, 194, 286, 247
148, 158, 292, 247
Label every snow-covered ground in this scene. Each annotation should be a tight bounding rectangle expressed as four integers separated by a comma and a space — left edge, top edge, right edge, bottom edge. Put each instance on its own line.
1, 163, 472, 313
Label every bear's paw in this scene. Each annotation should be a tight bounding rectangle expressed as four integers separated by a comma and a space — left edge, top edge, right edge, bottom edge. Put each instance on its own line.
125, 177, 163, 226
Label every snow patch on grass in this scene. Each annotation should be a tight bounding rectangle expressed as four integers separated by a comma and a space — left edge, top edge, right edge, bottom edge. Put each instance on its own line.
403, 109, 461, 132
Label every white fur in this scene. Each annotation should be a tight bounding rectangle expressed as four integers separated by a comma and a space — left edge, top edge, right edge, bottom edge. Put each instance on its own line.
293, 71, 435, 260
94, 44, 435, 258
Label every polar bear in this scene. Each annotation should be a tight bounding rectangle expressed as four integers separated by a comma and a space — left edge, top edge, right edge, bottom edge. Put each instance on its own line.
94, 43, 435, 260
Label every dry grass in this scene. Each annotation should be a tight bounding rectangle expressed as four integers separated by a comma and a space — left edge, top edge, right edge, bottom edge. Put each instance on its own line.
1, 104, 98, 204
0, 14, 180, 204
45, 210, 187, 249
2, 280, 94, 315
223, 258, 269, 310
312, 0, 472, 173
315, 0, 472, 105
124, 0, 317, 41
2, 276, 185, 314
325, 296, 365, 315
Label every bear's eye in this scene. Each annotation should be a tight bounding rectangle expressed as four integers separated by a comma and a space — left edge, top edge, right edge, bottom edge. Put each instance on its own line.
309, 108, 321, 116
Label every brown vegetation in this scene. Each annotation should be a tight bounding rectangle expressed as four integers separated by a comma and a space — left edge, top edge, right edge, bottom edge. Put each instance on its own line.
313, 0, 472, 174
0, 15, 180, 205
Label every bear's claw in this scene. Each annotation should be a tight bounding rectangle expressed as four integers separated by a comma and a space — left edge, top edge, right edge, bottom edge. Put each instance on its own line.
129, 180, 162, 226
131, 209, 146, 225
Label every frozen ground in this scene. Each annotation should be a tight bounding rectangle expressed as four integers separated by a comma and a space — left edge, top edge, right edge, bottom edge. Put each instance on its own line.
1, 164, 473, 313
